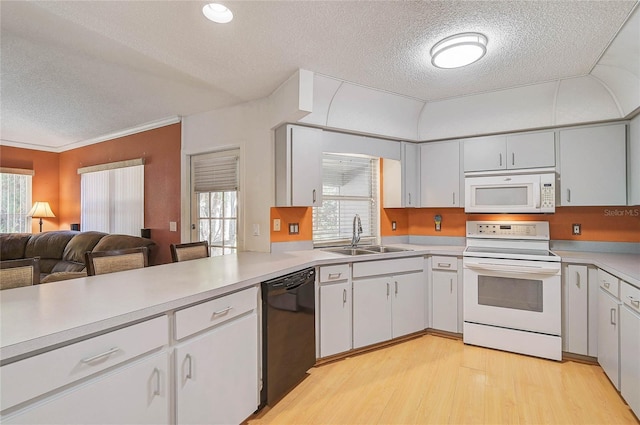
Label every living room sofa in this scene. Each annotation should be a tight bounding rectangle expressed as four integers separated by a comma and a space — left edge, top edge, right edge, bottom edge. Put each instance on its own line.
0, 231, 156, 283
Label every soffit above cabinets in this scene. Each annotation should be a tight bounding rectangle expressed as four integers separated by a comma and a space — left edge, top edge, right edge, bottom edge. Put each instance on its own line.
1, 1, 638, 150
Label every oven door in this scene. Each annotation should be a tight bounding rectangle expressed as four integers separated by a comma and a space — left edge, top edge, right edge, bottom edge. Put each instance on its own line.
463, 257, 561, 335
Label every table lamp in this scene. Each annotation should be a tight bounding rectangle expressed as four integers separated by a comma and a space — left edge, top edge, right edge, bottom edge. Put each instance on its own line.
27, 202, 56, 232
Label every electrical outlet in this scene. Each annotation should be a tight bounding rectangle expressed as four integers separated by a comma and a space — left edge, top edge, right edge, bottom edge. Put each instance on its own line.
572, 223, 581, 235
273, 218, 281, 231
392, 221, 397, 231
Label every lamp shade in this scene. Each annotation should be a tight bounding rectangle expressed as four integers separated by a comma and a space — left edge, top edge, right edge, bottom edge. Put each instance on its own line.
27, 202, 56, 218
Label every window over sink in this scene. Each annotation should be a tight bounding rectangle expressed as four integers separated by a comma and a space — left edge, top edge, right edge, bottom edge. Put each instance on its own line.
313, 153, 379, 247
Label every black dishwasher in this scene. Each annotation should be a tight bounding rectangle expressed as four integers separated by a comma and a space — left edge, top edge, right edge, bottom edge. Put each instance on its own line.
261, 267, 316, 407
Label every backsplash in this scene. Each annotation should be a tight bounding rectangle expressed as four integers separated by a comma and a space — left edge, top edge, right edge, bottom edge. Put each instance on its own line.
272, 205, 640, 244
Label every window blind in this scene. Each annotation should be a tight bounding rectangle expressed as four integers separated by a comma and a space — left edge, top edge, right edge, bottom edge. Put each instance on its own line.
192, 153, 238, 192
0, 171, 32, 233
313, 154, 379, 246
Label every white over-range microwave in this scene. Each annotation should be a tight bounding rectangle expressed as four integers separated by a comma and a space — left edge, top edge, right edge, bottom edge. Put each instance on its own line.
464, 170, 556, 213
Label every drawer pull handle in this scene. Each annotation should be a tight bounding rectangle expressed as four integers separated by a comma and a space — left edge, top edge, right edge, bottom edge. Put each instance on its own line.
328, 273, 342, 280
153, 368, 161, 396
212, 306, 232, 317
438, 263, 451, 268
81, 347, 120, 364
604, 281, 610, 289
185, 354, 193, 380
629, 296, 640, 308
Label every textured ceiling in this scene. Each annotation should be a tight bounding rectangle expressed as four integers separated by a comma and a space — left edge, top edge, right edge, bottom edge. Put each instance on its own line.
1, 0, 637, 150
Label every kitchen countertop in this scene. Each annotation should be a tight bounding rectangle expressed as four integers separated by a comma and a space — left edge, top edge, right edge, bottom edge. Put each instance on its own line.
2, 243, 637, 363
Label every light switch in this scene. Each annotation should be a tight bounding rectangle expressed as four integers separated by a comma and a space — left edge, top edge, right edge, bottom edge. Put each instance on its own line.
392, 221, 397, 231
289, 223, 299, 235
169, 221, 177, 232
253, 224, 260, 236
273, 219, 281, 231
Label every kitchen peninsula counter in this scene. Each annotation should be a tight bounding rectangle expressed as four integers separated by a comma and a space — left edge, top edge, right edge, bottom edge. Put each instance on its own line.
2, 244, 638, 363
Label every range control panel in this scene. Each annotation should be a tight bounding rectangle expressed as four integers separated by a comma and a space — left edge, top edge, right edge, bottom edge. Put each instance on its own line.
466, 221, 550, 239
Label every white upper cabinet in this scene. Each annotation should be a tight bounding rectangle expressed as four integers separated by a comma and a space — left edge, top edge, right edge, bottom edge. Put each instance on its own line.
420, 140, 461, 207
463, 131, 555, 172
559, 123, 627, 206
463, 135, 506, 172
506, 131, 556, 169
275, 125, 323, 207
402, 142, 421, 207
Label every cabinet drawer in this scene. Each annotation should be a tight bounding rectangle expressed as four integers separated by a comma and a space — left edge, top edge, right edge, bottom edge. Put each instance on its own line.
598, 269, 620, 298
175, 286, 258, 340
319, 264, 349, 283
0, 315, 168, 412
621, 282, 640, 314
432, 256, 458, 271
353, 257, 423, 278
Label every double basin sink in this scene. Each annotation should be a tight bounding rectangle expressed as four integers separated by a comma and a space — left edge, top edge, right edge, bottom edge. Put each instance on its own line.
324, 245, 412, 256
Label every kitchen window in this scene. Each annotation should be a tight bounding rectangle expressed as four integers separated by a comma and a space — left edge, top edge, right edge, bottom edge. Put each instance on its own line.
313, 154, 379, 246
191, 150, 239, 256
0, 168, 33, 233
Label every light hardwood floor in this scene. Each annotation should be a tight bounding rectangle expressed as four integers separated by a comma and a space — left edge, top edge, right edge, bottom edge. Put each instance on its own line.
248, 334, 639, 425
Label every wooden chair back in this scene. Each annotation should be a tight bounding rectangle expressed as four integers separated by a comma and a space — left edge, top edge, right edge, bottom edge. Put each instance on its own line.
170, 241, 210, 263
1, 257, 40, 289
85, 247, 148, 276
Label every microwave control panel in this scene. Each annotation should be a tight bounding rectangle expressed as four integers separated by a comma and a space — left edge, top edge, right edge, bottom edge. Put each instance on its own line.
541, 181, 555, 209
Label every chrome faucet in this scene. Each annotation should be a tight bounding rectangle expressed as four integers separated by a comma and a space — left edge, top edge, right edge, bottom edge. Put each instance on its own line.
351, 214, 362, 247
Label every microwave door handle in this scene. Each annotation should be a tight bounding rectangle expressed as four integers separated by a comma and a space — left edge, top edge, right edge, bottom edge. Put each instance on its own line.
534, 182, 541, 208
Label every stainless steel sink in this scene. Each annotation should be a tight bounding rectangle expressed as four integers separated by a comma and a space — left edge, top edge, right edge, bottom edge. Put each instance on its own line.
360, 245, 411, 253
324, 247, 376, 256
324, 245, 412, 256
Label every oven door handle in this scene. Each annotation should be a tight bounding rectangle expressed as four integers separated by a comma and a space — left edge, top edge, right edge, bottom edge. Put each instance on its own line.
464, 262, 560, 276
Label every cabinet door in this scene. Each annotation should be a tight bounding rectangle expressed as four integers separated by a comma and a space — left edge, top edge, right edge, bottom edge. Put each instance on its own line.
564, 264, 588, 355
402, 142, 420, 207
620, 304, 640, 417
4, 353, 170, 425
506, 131, 555, 169
392, 272, 425, 338
463, 135, 506, 172
432, 270, 458, 333
421, 141, 461, 207
598, 289, 620, 389
353, 277, 392, 349
559, 124, 627, 206
175, 313, 259, 425
320, 281, 352, 357
291, 126, 323, 206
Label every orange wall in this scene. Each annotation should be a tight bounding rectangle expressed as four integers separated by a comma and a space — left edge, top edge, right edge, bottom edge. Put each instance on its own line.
270, 207, 312, 242
0, 146, 60, 233
1, 123, 182, 264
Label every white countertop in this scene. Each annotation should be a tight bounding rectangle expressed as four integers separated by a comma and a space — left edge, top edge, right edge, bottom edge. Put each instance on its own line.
2, 243, 637, 363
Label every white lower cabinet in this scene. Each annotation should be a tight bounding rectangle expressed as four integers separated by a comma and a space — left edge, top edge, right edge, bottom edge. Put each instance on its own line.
319, 280, 352, 357
563, 264, 588, 355
174, 288, 259, 425
620, 282, 640, 417
431, 256, 459, 333
352, 257, 425, 349
598, 284, 621, 389
3, 352, 170, 425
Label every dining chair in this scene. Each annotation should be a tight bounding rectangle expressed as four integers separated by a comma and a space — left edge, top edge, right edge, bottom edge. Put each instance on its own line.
85, 247, 148, 276
170, 241, 210, 263
0, 257, 40, 290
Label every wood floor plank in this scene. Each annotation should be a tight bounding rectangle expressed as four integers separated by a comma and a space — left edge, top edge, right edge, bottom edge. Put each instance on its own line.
247, 335, 639, 425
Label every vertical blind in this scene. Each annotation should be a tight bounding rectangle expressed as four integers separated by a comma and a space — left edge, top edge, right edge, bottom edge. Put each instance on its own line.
313, 154, 379, 245
80, 163, 144, 236
0, 169, 33, 233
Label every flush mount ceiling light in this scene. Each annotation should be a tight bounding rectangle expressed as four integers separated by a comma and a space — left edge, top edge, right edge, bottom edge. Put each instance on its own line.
430, 32, 488, 69
202, 3, 233, 23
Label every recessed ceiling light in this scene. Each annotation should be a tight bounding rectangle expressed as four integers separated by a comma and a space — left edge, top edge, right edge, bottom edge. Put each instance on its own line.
430, 33, 488, 69
202, 3, 233, 24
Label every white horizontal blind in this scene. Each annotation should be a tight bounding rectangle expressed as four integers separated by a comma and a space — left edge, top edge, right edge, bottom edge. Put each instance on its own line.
193, 153, 238, 192
81, 164, 144, 236
0, 171, 32, 233
313, 154, 379, 245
